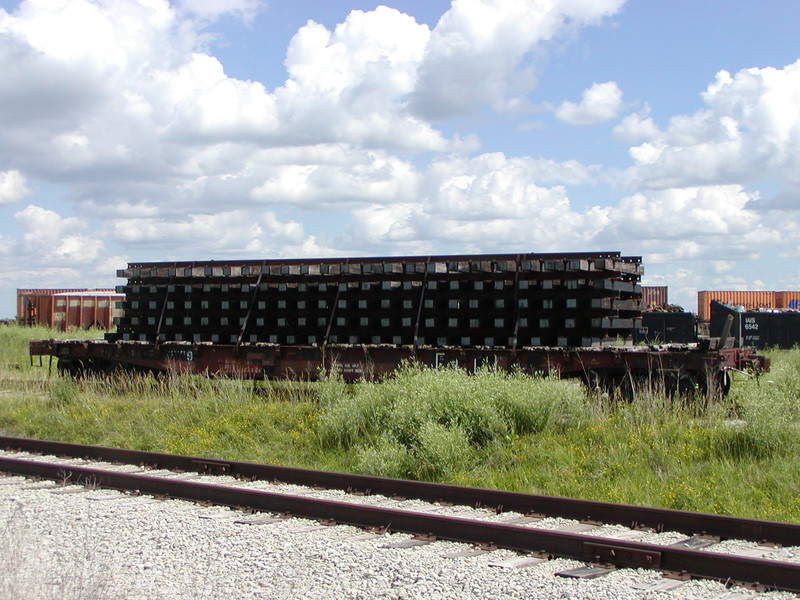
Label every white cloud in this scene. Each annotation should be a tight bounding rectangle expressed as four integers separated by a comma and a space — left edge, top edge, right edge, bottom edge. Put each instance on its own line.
163, 54, 280, 141
554, 81, 623, 125
708, 275, 766, 291
601, 185, 766, 241
0, 169, 30, 204
13, 204, 104, 265
347, 153, 605, 251
0, 0, 624, 223
93, 254, 129, 277
276, 6, 451, 150
409, 0, 625, 118
712, 260, 735, 274
509, 157, 599, 185
108, 209, 313, 257
613, 106, 658, 142
622, 60, 800, 189
284, 8, 427, 98
628, 142, 663, 166
640, 267, 702, 311
52, 234, 104, 262
16, 204, 87, 240
0, 0, 460, 203
249, 151, 420, 207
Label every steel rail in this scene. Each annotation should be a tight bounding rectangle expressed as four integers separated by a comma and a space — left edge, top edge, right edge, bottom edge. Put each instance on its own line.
1, 455, 799, 592
1, 435, 798, 547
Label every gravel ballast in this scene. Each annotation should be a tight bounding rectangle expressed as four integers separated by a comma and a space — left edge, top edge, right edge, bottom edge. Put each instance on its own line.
0, 456, 797, 600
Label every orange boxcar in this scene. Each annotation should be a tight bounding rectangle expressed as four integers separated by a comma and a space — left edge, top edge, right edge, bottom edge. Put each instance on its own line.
776, 291, 800, 310
697, 290, 778, 322
642, 286, 668, 308
16, 289, 124, 331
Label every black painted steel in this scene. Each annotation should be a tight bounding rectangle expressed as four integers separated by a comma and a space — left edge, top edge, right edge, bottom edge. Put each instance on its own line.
1, 453, 799, 592
111, 252, 644, 348
2, 436, 798, 547
636, 312, 695, 344
710, 300, 800, 349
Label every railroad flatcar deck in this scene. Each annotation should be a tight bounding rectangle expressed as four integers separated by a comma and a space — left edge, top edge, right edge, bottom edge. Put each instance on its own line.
29, 338, 767, 397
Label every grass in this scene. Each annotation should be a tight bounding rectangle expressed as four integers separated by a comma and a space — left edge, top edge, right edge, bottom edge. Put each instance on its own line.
1, 323, 799, 522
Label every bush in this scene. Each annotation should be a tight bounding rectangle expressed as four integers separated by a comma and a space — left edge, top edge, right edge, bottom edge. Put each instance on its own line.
315, 388, 385, 448
415, 421, 474, 479
355, 434, 412, 478
314, 363, 585, 481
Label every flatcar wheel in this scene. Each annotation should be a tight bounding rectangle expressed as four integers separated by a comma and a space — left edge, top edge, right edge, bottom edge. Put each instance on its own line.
56, 358, 70, 375
699, 369, 730, 399
583, 371, 609, 397
101, 360, 123, 375
57, 358, 84, 377
673, 372, 699, 399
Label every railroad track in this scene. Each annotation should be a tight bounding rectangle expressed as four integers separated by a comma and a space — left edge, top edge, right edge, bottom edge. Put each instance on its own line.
1, 436, 798, 594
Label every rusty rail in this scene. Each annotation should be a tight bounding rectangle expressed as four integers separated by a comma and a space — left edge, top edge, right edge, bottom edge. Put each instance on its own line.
1, 437, 799, 591
0, 435, 794, 546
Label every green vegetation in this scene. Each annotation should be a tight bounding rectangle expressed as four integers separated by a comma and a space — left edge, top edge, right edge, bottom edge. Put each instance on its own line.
1, 323, 798, 522
0, 323, 84, 376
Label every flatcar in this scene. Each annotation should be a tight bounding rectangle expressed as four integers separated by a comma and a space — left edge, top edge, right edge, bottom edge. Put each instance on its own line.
29, 251, 768, 396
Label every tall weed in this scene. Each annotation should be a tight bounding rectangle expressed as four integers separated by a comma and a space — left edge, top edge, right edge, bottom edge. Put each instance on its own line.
48, 377, 80, 407
415, 421, 473, 479
355, 434, 412, 478
316, 363, 585, 480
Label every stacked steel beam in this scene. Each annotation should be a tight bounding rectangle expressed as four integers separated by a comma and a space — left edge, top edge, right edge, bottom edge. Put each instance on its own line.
109, 252, 643, 348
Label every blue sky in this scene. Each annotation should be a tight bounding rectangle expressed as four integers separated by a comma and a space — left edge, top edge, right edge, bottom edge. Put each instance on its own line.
1, 0, 799, 317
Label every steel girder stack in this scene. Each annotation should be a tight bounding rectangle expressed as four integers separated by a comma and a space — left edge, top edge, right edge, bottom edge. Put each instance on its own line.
109, 252, 643, 349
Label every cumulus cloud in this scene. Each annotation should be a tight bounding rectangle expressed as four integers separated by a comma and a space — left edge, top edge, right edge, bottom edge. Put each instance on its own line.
622, 60, 800, 189
249, 150, 420, 207
712, 260, 736, 274
340, 156, 787, 276
347, 153, 606, 252
604, 186, 760, 239
595, 185, 782, 268
409, 0, 625, 118
0, 0, 476, 206
0, 169, 30, 204
613, 106, 658, 142
554, 81, 623, 124
275, 6, 452, 150
0, 0, 625, 221
108, 209, 314, 257
93, 254, 130, 277
14, 204, 104, 265
164, 54, 280, 140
